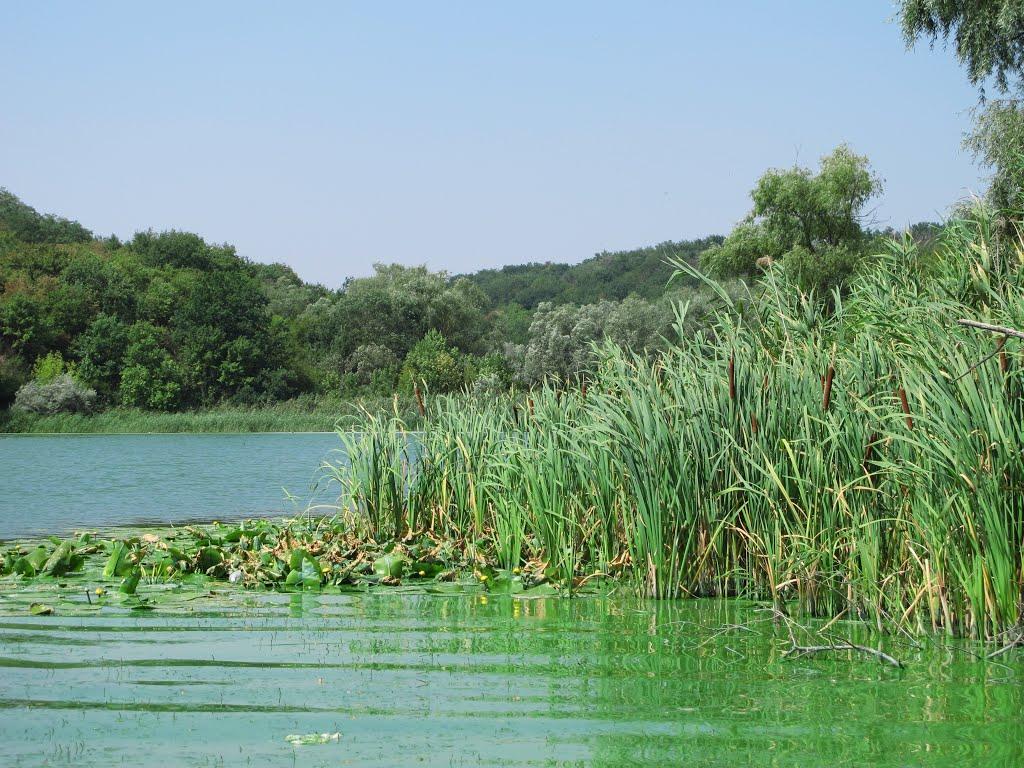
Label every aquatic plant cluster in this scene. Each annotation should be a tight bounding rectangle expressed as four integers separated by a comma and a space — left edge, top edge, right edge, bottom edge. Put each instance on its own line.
334, 210, 1024, 642
0, 518, 554, 611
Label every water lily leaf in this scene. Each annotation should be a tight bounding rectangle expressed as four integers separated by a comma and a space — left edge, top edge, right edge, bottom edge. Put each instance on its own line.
43, 542, 75, 576
372, 553, 406, 579
29, 602, 54, 616
517, 583, 559, 598
196, 546, 224, 573
103, 541, 132, 578
487, 571, 524, 595
284, 554, 322, 588
25, 546, 49, 572
119, 567, 142, 595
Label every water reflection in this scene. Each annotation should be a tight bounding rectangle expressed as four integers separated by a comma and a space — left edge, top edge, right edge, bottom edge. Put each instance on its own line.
0, 591, 1021, 766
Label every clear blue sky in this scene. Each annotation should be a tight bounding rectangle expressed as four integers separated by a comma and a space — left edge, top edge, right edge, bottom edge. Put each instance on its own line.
1, 1, 981, 286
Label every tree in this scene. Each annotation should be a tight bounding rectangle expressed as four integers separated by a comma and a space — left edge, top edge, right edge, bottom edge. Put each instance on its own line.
0, 188, 92, 244
702, 145, 881, 291
398, 330, 467, 394
900, 2, 1024, 222
899, 1, 1024, 95
324, 264, 489, 362
75, 314, 130, 402
119, 322, 184, 410
965, 99, 1024, 215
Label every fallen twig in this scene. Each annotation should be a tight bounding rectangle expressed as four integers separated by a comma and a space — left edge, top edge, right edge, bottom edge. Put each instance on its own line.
987, 631, 1024, 660
783, 641, 904, 668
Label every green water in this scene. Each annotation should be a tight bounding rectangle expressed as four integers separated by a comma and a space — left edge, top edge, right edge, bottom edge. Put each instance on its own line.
0, 590, 1021, 767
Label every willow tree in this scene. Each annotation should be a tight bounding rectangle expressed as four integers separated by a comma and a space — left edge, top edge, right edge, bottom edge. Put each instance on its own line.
900, 2, 1024, 217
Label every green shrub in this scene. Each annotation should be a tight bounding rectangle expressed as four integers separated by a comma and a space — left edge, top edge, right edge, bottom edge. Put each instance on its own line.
398, 330, 467, 394
13, 374, 96, 414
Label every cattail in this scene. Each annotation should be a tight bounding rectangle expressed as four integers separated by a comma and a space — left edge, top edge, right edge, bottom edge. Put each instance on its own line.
823, 362, 835, 412
750, 411, 758, 435
413, 382, 426, 418
897, 387, 913, 430
998, 336, 1009, 374
728, 353, 736, 403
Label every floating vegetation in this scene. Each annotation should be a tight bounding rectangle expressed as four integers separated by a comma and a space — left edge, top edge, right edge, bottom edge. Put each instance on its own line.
0, 517, 558, 617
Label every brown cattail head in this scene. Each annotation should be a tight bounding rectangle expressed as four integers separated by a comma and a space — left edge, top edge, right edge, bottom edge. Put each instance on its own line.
823, 363, 835, 412
728, 353, 736, 403
998, 336, 1009, 374
413, 382, 426, 418
750, 411, 759, 435
897, 387, 913, 430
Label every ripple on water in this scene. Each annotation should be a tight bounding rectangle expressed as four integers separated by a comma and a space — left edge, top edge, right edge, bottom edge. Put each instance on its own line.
0, 592, 1022, 767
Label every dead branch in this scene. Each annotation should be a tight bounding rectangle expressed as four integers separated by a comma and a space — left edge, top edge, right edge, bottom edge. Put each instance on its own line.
957, 319, 1024, 340
783, 641, 904, 668
769, 606, 903, 668
987, 630, 1024, 660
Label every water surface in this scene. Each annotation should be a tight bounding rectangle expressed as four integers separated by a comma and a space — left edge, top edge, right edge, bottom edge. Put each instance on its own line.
0, 592, 1020, 767
0, 433, 343, 538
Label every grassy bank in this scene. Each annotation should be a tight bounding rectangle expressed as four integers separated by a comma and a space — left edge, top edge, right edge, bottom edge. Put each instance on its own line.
331, 210, 1024, 643
0, 396, 422, 433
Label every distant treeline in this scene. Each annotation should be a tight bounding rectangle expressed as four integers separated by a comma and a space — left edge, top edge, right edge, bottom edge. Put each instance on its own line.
0, 189, 725, 416
463, 237, 722, 309
0, 161, 938, 419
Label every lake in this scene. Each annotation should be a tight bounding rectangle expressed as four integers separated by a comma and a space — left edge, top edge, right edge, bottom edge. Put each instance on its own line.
0, 592, 1020, 767
0, 433, 344, 539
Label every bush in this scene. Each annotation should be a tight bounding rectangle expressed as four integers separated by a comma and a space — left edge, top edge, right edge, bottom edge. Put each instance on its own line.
13, 374, 96, 414
31, 351, 72, 384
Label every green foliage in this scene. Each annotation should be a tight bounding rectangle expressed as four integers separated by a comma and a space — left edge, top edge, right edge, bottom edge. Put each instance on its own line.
75, 314, 130, 402
965, 99, 1024, 217
13, 374, 96, 414
518, 297, 671, 385
0, 355, 27, 408
702, 145, 882, 293
0, 188, 92, 244
466, 237, 721, 309
119, 322, 184, 410
31, 351, 70, 384
398, 330, 467, 394
900, 0, 1024, 95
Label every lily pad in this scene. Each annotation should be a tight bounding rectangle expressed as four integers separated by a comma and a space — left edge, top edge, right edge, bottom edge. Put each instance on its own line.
372, 553, 406, 579
29, 602, 54, 616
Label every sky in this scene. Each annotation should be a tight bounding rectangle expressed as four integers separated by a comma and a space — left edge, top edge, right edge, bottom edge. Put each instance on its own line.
1, 1, 983, 287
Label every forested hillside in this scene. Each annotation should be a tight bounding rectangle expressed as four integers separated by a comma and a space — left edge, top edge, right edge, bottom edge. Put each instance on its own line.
464, 237, 722, 308
0, 189, 719, 417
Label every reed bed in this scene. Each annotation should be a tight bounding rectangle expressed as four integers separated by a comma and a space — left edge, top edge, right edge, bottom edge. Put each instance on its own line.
330, 211, 1024, 640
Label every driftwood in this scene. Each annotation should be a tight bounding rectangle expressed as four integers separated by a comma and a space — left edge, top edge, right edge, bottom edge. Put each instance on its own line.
772, 607, 904, 668
783, 640, 904, 668
987, 630, 1024, 660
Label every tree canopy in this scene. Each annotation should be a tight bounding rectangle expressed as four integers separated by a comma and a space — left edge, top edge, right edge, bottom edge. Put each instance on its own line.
702, 145, 882, 292
900, 0, 1024, 95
